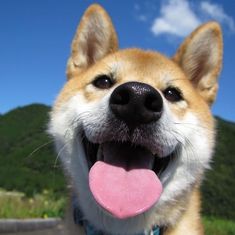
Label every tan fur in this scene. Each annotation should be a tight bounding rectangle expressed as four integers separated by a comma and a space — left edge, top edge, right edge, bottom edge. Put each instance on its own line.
52, 4, 223, 235
165, 187, 204, 235
56, 48, 216, 128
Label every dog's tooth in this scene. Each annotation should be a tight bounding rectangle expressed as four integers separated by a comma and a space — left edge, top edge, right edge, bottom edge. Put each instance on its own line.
97, 145, 103, 161
149, 155, 155, 169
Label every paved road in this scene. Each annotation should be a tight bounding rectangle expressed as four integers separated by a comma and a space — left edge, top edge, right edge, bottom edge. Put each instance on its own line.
0, 219, 85, 235
0, 219, 68, 235
2, 224, 66, 235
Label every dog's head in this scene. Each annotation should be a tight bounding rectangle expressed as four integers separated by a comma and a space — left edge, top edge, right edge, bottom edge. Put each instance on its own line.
49, 4, 222, 234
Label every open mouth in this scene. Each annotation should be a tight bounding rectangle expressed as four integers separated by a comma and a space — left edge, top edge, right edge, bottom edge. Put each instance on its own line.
82, 134, 175, 219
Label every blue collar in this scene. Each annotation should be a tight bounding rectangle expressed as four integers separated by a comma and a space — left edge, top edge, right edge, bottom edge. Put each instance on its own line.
73, 203, 162, 235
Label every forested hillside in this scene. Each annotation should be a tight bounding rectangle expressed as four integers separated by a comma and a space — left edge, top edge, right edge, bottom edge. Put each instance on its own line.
0, 104, 66, 198
202, 117, 235, 220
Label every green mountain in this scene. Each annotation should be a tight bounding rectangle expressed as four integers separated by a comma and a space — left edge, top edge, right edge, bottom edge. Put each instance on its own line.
0, 104, 66, 198
0, 104, 234, 220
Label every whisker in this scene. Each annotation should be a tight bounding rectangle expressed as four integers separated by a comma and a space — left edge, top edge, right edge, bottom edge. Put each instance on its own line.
173, 121, 212, 132
25, 140, 54, 159
53, 142, 70, 168
162, 124, 207, 183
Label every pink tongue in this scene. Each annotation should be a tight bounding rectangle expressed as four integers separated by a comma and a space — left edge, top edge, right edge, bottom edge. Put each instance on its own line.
89, 143, 163, 219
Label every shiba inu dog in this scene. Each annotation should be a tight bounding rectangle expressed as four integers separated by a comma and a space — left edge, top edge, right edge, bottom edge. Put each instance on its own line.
49, 4, 223, 235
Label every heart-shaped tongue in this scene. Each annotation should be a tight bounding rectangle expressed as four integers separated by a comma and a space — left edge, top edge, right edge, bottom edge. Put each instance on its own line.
89, 143, 162, 219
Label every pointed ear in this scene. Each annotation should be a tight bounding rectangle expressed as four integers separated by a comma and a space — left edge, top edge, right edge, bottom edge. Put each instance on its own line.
173, 22, 223, 105
67, 4, 118, 79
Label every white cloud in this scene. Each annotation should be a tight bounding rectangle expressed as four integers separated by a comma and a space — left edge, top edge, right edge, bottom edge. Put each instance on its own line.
200, 1, 235, 32
150, 0, 235, 37
151, 0, 201, 37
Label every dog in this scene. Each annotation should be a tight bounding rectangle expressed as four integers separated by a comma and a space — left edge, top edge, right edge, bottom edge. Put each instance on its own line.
49, 4, 223, 235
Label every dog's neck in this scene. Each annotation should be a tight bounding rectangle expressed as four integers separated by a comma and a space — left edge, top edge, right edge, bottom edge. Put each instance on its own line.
73, 200, 163, 235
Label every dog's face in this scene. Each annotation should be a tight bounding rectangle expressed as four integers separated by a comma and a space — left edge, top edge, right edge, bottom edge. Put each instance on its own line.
49, 4, 222, 235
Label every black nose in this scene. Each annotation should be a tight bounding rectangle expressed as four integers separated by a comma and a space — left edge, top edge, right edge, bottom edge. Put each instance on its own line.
110, 82, 163, 128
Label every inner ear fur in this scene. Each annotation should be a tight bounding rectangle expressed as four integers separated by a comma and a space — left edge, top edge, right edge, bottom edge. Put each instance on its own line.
67, 4, 118, 79
173, 22, 223, 105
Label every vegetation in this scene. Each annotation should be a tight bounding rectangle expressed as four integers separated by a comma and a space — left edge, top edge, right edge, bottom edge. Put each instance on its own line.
0, 103, 235, 234
201, 117, 235, 220
0, 104, 67, 219
0, 104, 66, 198
203, 217, 235, 235
0, 188, 65, 218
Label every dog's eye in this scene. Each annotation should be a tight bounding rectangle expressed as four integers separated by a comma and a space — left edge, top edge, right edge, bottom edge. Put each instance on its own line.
163, 87, 183, 102
92, 75, 114, 89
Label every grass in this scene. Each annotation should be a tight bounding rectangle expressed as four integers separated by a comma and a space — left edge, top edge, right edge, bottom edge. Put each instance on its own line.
203, 217, 235, 235
0, 188, 66, 219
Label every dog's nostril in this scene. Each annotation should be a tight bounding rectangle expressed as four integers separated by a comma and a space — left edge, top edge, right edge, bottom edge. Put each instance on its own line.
145, 94, 163, 113
111, 89, 130, 105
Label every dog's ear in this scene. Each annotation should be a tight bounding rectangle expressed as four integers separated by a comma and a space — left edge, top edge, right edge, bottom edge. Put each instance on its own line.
67, 4, 118, 79
173, 22, 223, 105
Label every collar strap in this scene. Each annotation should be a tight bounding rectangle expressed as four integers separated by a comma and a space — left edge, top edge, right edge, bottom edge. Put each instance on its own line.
73, 203, 163, 235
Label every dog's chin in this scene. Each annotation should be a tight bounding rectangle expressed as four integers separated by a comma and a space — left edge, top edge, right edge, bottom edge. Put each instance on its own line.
80, 131, 177, 220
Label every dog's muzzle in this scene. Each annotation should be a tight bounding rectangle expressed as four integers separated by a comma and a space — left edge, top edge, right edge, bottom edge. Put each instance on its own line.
83, 82, 173, 219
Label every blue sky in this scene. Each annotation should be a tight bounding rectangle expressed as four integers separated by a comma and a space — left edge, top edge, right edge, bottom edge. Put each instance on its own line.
0, 0, 235, 122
